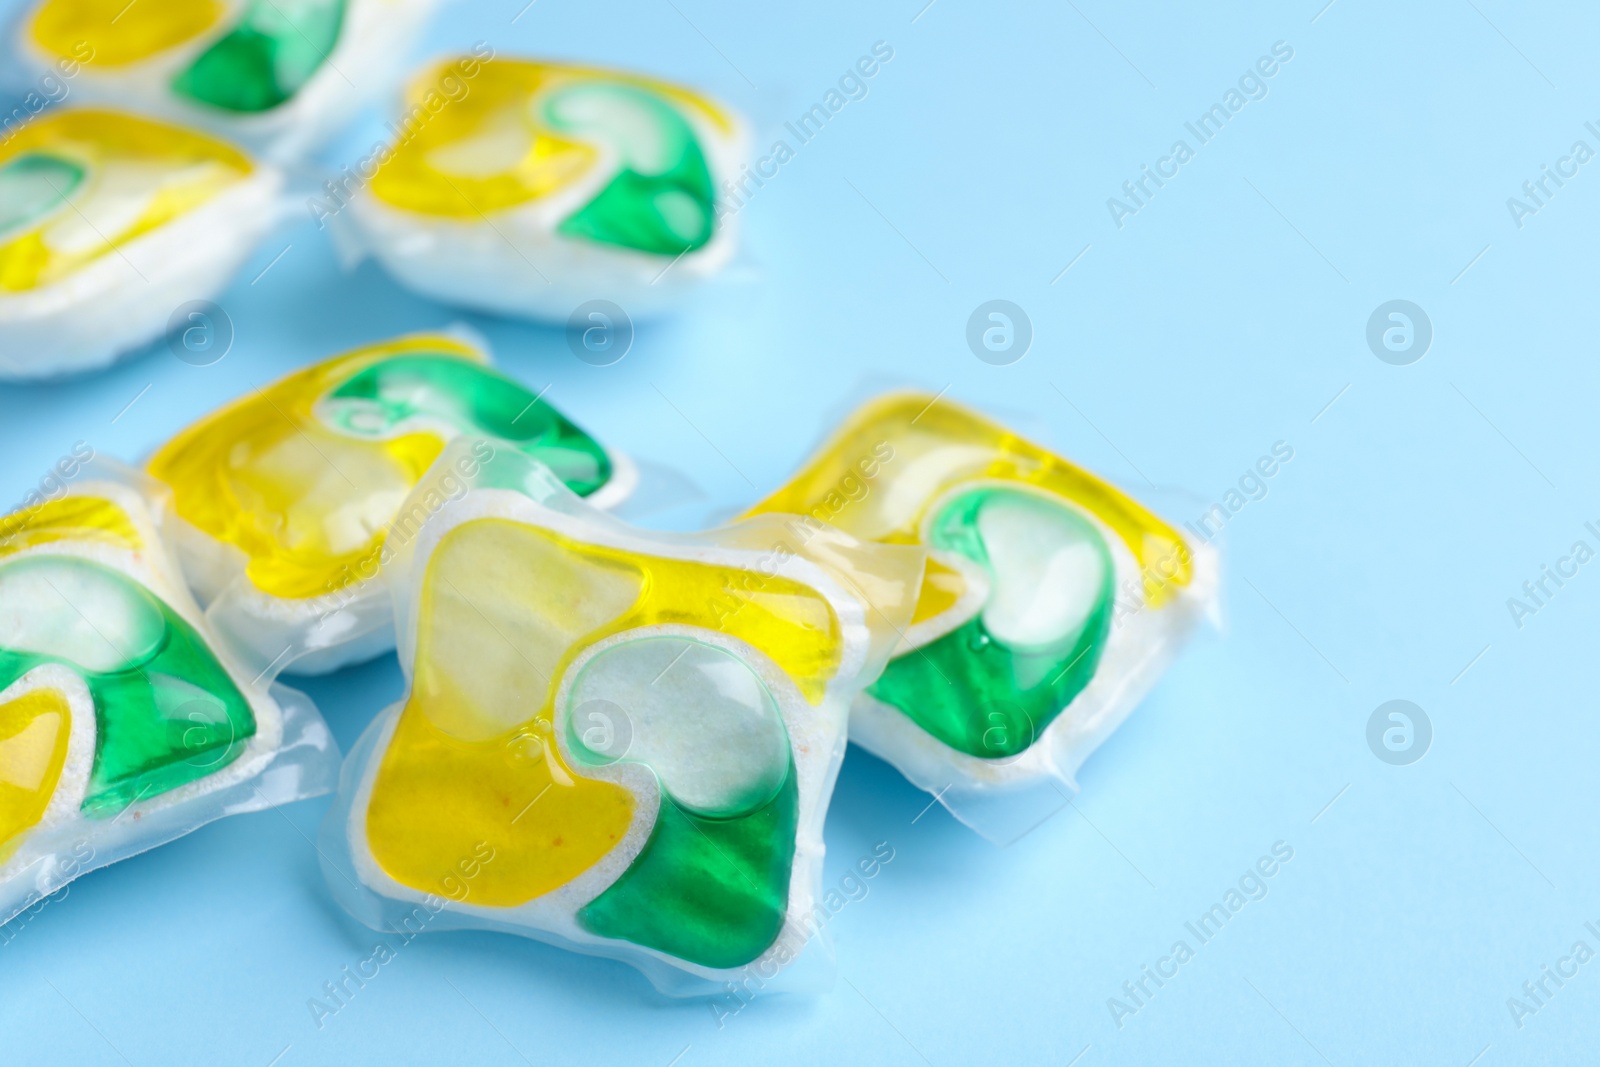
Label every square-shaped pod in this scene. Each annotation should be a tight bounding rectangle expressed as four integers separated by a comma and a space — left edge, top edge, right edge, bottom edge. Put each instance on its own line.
13, 0, 442, 159
0, 469, 338, 926
145, 330, 634, 675
744, 393, 1219, 843
0, 108, 279, 379
321, 440, 922, 994
343, 56, 747, 322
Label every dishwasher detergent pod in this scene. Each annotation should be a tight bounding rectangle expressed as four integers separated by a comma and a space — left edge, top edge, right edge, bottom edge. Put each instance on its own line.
744, 392, 1219, 843
322, 440, 921, 994
0, 472, 337, 927
14, 0, 442, 159
0, 108, 278, 379
145, 331, 635, 675
344, 56, 746, 322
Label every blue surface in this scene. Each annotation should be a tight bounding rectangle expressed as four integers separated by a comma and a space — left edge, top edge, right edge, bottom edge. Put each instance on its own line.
3, 0, 1598, 1063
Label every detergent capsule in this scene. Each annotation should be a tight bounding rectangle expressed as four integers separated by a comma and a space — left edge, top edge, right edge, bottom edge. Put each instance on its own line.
321, 439, 921, 994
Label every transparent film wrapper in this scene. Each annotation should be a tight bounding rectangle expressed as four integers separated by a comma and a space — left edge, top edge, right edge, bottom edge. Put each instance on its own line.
326, 53, 750, 324
8, 0, 444, 164
320, 438, 923, 996
143, 326, 638, 677
0, 458, 339, 928
743, 389, 1222, 845
0, 107, 283, 381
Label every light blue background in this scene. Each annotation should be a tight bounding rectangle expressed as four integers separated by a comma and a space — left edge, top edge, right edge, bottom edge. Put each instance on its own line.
2, 0, 1597, 1063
